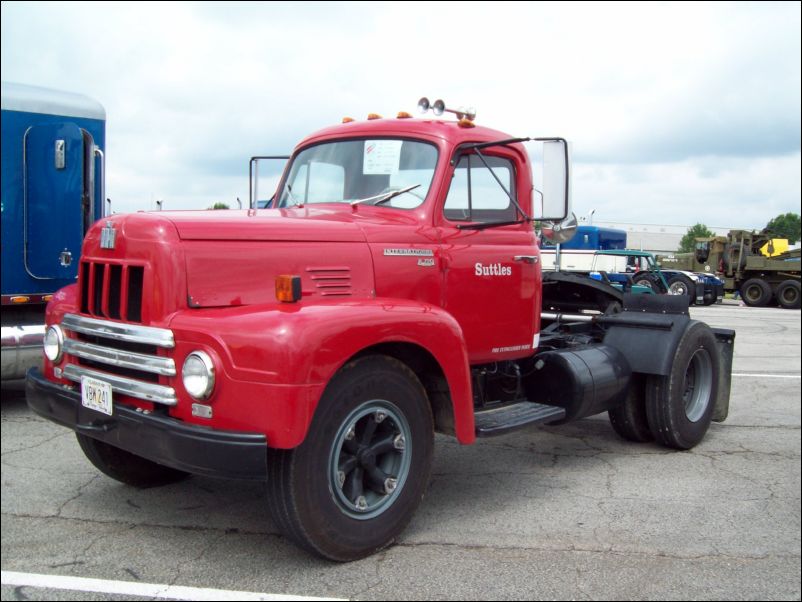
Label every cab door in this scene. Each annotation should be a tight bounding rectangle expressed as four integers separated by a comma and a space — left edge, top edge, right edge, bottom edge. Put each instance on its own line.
438, 153, 539, 364
24, 122, 92, 280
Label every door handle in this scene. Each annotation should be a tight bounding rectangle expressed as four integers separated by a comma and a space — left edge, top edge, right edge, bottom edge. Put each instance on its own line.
514, 255, 539, 264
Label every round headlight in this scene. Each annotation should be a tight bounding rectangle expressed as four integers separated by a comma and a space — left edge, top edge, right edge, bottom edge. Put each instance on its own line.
182, 351, 215, 400
43, 325, 64, 363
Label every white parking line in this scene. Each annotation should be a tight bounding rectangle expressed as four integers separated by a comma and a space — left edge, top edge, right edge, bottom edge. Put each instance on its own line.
732, 373, 801, 379
1, 571, 346, 601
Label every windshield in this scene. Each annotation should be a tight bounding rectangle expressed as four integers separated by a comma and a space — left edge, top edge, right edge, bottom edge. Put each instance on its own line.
276, 139, 437, 209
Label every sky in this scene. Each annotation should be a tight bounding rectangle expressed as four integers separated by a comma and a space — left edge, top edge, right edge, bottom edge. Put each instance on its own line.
2, 1, 800, 229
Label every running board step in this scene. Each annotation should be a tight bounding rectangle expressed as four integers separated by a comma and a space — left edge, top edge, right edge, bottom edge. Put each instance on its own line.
474, 402, 566, 438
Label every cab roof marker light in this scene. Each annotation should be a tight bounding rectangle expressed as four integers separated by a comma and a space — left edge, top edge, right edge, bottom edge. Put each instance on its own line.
367, 113, 382, 120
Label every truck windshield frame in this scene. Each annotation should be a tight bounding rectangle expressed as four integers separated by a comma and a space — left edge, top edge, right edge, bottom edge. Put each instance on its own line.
275, 138, 439, 210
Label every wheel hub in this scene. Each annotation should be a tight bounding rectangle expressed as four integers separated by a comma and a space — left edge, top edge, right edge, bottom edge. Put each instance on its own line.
329, 401, 412, 520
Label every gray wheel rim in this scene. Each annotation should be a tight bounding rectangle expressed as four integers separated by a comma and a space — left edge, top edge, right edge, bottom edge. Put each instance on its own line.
669, 281, 688, 295
638, 278, 654, 290
328, 400, 412, 520
683, 348, 713, 422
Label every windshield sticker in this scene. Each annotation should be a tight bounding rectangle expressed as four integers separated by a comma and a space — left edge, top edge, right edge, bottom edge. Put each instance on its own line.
364, 140, 403, 175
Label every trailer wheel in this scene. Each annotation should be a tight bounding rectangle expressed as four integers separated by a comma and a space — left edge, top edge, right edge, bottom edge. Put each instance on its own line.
75, 433, 190, 488
740, 278, 772, 307
776, 280, 801, 309
645, 321, 719, 450
266, 355, 434, 561
608, 374, 653, 442
667, 274, 694, 297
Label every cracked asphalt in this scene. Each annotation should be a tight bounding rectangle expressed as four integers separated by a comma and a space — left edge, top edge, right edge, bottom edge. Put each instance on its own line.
2, 303, 800, 600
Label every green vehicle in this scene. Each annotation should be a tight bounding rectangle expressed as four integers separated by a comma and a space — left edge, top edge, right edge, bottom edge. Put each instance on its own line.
660, 229, 801, 309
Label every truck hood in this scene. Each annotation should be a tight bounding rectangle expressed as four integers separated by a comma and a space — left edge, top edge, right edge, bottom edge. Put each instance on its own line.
157, 209, 374, 308
164, 208, 367, 243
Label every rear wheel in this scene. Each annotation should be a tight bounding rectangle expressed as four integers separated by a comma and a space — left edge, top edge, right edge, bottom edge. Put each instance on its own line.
632, 273, 664, 293
76, 434, 190, 488
667, 274, 695, 298
645, 321, 719, 450
776, 280, 801, 309
608, 374, 653, 443
266, 355, 434, 561
740, 278, 772, 307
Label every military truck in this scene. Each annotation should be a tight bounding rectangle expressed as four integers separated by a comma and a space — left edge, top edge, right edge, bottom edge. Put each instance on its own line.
660, 229, 800, 309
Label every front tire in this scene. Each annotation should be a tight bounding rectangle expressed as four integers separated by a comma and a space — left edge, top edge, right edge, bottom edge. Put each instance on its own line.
76, 433, 190, 488
266, 355, 434, 561
645, 321, 719, 450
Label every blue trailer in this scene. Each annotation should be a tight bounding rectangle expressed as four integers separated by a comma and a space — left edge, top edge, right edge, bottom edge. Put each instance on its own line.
542, 225, 628, 250
1, 82, 106, 380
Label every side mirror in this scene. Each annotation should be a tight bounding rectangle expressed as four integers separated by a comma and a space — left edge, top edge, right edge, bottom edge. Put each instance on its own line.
540, 212, 578, 245
531, 138, 571, 221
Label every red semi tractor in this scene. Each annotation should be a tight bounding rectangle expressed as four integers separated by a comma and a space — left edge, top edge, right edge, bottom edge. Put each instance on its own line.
27, 100, 735, 561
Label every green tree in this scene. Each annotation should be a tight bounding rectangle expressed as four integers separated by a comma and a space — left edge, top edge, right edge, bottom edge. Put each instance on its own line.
678, 223, 714, 253
766, 212, 801, 244
208, 202, 230, 210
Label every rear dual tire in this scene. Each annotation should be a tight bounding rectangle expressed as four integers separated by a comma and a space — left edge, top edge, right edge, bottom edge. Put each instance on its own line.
609, 321, 719, 450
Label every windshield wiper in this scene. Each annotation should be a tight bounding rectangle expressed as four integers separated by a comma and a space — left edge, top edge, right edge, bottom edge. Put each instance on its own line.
350, 184, 421, 206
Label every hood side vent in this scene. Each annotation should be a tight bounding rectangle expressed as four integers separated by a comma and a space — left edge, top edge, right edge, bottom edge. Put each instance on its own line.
306, 266, 352, 297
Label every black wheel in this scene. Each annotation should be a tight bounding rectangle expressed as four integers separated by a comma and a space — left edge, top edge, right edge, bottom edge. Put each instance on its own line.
776, 280, 801, 309
645, 321, 719, 450
266, 355, 434, 561
702, 293, 717, 306
632, 273, 656, 291
608, 374, 653, 443
667, 274, 695, 298
76, 433, 190, 488
740, 278, 772, 307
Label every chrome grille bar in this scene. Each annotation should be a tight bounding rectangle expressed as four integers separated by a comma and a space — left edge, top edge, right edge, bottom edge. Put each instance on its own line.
63, 313, 174, 348
63, 339, 176, 376
63, 364, 177, 406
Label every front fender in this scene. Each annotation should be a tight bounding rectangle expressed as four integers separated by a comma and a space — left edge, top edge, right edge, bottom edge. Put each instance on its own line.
169, 298, 475, 445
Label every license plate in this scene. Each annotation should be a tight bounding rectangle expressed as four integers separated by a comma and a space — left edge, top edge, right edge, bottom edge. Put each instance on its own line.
81, 375, 113, 416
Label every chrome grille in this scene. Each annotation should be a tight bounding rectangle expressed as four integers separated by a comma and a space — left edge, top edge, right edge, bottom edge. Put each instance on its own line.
61, 313, 176, 406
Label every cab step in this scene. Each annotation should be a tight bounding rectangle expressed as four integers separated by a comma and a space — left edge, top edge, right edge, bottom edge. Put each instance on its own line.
474, 401, 566, 438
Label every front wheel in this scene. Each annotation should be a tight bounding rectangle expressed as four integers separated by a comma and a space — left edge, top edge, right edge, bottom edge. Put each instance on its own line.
668, 274, 694, 298
645, 321, 719, 450
266, 355, 434, 561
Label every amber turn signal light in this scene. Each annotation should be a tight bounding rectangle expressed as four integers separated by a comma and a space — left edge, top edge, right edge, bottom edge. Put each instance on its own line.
276, 275, 302, 303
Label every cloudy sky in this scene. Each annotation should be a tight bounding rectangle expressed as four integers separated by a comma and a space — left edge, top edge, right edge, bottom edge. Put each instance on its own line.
2, 1, 800, 229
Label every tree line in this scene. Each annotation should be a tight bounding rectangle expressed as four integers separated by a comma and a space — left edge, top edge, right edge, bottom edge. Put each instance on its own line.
678, 213, 801, 253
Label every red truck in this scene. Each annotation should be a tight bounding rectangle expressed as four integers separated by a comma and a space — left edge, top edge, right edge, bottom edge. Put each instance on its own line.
27, 101, 735, 561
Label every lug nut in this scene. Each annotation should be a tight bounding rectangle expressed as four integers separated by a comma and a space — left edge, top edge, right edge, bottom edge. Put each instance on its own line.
338, 471, 346, 487
375, 411, 386, 423
393, 434, 406, 451
356, 496, 368, 511
384, 477, 398, 494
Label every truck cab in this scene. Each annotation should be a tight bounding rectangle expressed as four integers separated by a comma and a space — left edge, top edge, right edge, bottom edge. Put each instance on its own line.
27, 103, 734, 561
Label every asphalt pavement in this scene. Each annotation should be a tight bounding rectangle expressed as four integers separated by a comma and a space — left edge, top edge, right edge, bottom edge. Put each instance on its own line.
2, 302, 800, 600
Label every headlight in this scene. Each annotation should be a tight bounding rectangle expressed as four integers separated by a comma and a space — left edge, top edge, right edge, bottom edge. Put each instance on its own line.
43, 325, 64, 363
182, 351, 215, 400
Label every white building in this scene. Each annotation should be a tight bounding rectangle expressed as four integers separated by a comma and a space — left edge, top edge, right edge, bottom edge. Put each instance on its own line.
588, 220, 736, 255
